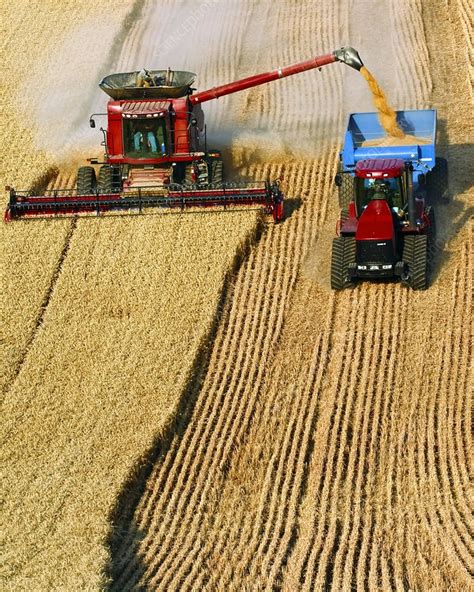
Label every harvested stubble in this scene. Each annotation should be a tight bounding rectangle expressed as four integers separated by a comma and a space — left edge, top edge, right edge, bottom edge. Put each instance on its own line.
0, 2, 260, 588
1, 210, 258, 589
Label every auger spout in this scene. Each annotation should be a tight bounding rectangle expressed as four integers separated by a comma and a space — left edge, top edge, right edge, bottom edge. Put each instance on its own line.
190, 47, 363, 105
333, 46, 364, 71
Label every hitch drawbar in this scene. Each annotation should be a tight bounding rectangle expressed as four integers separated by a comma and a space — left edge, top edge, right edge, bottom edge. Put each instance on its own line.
4, 181, 284, 223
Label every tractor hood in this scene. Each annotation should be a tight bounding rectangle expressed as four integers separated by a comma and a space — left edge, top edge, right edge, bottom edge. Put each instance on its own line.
356, 199, 395, 241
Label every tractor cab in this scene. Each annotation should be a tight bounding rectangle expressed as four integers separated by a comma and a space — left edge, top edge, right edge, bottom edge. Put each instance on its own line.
354, 159, 405, 217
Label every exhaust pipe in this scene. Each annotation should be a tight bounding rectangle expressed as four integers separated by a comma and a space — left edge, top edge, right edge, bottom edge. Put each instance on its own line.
333, 46, 364, 71
405, 162, 417, 227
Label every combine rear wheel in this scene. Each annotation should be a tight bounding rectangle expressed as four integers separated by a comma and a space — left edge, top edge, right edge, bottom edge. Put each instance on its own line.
76, 166, 96, 195
331, 236, 356, 290
403, 234, 428, 290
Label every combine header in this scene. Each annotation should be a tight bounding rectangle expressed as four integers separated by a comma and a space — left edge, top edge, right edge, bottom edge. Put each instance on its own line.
5, 47, 363, 222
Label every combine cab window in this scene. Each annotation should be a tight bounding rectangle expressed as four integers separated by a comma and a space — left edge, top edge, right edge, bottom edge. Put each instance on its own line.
355, 176, 404, 215
123, 117, 167, 158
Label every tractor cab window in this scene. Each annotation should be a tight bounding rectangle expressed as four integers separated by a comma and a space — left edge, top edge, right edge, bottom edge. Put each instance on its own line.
123, 117, 167, 158
355, 176, 403, 215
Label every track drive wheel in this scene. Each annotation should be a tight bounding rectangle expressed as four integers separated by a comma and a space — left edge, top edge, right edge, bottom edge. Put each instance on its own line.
331, 236, 356, 290
402, 234, 428, 290
425, 206, 437, 268
77, 166, 96, 195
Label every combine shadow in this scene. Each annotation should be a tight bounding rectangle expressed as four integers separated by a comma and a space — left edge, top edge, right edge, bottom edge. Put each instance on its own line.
284, 197, 302, 220
105, 220, 265, 588
26, 166, 60, 194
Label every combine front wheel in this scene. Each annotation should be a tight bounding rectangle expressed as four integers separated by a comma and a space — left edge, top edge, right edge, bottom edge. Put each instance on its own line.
331, 236, 356, 290
403, 234, 428, 290
77, 166, 96, 195
184, 164, 195, 186
97, 165, 113, 193
210, 159, 223, 185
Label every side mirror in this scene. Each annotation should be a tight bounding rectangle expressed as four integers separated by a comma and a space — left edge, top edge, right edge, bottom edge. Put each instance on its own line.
334, 173, 342, 187
89, 118, 96, 128
190, 117, 198, 127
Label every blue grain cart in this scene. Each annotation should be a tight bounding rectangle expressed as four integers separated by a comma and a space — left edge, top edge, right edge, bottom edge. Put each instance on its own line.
332, 109, 448, 290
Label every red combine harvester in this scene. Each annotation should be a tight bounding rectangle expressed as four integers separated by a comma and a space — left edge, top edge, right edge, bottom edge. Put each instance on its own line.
5, 47, 363, 222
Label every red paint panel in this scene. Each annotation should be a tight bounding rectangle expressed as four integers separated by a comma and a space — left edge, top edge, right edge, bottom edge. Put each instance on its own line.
121, 100, 171, 114
355, 158, 404, 178
190, 53, 336, 104
356, 199, 395, 241
173, 98, 190, 153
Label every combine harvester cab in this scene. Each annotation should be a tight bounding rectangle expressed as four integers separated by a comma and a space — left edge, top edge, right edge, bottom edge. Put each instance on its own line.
5, 48, 364, 223
332, 109, 448, 290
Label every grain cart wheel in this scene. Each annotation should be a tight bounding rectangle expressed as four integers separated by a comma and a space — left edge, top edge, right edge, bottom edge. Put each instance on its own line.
97, 165, 113, 194
211, 159, 223, 185
76, 166, 96, 195
403, 234, 428, 290
337, 171, 354, 222
427, 157, 449, 203
331, 236, 356, 290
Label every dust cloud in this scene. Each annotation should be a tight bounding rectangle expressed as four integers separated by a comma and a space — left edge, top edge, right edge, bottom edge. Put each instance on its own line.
22, 0, 362, 165
22, 0, 417, 173
20, 13, 130, 162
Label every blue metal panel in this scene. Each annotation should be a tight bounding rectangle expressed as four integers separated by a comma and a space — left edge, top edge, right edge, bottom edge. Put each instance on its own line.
341, 109, 437, 172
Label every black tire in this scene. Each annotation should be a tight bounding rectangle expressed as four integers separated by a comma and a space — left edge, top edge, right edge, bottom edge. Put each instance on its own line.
425, 207, 437, 269
402, 234, 428, 290
210, 159, 223, 185
427, 157, 449, 203
76, 166, 96, 195
97, 165, 113, 193
331, 236, 356, 290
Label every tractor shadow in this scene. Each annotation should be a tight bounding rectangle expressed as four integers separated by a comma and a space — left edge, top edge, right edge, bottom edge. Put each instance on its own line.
428, 123, 474, 283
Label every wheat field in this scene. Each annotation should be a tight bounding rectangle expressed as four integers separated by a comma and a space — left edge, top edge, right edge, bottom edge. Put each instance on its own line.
1, 2, 258, 589
1, 0, 473, 590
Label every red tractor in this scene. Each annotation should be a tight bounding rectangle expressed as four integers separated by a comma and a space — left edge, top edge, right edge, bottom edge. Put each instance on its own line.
331, 109, 447, 290
5, 47, 363, 222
